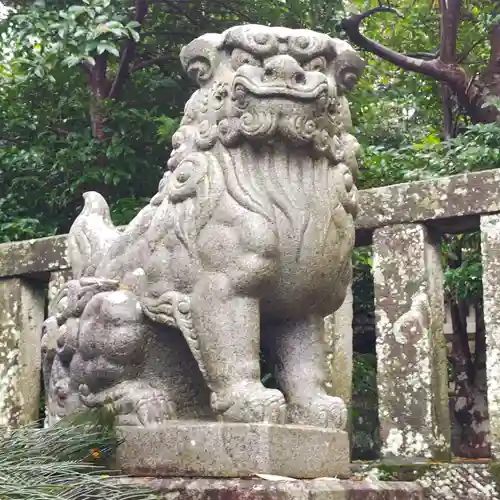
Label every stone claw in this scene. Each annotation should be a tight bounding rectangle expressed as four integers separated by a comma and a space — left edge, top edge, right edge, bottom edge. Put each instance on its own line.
79, 381, 175, 427
136, 395, 176, 427
288, 394, 347, 430
212, 383, 286, 424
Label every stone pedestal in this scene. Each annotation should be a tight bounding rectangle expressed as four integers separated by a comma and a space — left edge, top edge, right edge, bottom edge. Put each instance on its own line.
117, 422, 349, 479
117, 477, 424, 500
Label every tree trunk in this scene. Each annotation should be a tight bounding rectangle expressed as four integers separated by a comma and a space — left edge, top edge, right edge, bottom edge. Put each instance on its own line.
90, 96, 107, 142
88, 54, 110, 142
466, 300, 491, 458
446, 234, 491, 458
482, 22, 500, 97
449, 299, 489, 458
439, 0, 459, 139
451, 299, 491, 459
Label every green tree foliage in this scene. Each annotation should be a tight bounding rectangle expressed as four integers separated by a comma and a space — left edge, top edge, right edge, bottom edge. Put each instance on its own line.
0, 0, 343, 241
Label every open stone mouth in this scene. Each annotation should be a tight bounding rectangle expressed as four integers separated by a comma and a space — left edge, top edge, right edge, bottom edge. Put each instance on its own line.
233, 75, 328, 101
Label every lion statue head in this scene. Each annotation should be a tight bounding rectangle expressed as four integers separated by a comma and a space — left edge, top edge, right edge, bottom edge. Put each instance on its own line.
168, 25, 365, 178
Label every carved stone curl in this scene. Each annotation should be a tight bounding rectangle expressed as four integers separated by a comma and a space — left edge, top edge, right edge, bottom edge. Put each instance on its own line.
43, 24, 365, 476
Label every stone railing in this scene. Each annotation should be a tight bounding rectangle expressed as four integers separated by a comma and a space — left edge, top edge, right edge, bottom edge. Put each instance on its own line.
2, 167, 500, 463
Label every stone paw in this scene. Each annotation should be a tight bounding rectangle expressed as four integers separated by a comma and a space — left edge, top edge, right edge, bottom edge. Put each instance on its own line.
79, 380, 176, 427
287, 394, 347, 430
211, 383, 286, 424
135, 391, 176, 427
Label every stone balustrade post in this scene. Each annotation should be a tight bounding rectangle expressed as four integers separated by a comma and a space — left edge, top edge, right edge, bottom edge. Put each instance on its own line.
325, 283, 354, 450
325, 283, 354, 407
0, 277, 46, 427
480, 214, 500, 458
373, 223, 450, 461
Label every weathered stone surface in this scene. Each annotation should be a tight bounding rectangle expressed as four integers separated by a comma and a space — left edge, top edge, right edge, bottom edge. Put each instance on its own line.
116, 477, 424, 500
373, 223, 450, 460
0, 278, 45, 426
357, 168, 500, 244
117, 422, 349, 479
325, 284, 353, 408
42, 270, 73, 427
48, 270, 71, 309
325, 283, 353, 446
353, 462, 498, 500
0, 234, 69, 278
417, 463, 498, 500
481, 214, 500, 458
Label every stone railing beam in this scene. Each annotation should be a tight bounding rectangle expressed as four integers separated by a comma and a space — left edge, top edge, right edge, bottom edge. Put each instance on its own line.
357, 168, 500, 242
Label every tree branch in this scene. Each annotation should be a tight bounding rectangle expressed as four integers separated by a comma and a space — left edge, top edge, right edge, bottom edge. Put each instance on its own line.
107, 0, 149, 100
157, 1, 202, 27
0, 136, 21, 145
212, 0, 256, 23
132, 54, 176, 71
48, 126, 71, 137
404, 50, 439, 60
141, 29, 196, 38
439, 0, 461, 139
341, 6, 443, 80
341, 4, 500, 123
457, 39, 484, 64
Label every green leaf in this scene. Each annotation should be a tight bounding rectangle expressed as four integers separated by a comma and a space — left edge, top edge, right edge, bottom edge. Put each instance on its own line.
97, 42, 119, 56
67, 5, 87, 17
61, 54, 81, 67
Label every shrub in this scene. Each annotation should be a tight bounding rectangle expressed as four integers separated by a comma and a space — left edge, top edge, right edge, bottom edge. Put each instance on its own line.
0, 408, 156, 499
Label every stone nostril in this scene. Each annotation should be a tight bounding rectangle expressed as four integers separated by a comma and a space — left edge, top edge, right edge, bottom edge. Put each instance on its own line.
293, 72, 306, 85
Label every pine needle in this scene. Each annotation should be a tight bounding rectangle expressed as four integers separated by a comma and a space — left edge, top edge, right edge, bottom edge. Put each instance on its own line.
0, 408, 157, 499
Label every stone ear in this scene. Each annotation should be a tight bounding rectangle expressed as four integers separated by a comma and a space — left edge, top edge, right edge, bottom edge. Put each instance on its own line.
180, 33, 223, 87
331, 39, 366, 94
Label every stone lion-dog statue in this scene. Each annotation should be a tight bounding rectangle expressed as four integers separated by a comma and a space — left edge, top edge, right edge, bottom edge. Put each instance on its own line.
42, 24, 365, 433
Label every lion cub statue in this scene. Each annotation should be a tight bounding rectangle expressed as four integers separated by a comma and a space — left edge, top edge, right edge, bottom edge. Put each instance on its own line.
42, 24, 365, 430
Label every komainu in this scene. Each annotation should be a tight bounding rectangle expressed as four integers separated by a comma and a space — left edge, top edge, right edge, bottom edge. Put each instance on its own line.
42, 25, 365, 430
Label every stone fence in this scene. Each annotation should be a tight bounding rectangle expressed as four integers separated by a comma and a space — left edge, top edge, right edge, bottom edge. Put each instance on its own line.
2, 168, 500, 463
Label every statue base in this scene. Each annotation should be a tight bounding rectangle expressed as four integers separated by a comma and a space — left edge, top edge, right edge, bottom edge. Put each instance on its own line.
116, 422, 349, 479
117, 477, 424, 500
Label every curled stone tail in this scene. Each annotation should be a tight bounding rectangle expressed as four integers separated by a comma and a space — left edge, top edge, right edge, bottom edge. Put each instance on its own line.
67, 191, 120, 278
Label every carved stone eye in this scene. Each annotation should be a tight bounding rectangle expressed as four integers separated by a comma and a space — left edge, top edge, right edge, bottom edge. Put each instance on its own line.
177, 171, 190, 183
293, 72, 306, 85
263, 67, 275, 80
303, 56, 326, 72
231, 48, 260, 70
296, 35, 309, 49
254, 32, 269, 45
